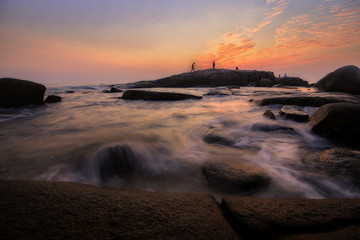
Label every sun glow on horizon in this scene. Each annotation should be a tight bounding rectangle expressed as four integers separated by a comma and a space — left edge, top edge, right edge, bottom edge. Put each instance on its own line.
0, 0, 359, 84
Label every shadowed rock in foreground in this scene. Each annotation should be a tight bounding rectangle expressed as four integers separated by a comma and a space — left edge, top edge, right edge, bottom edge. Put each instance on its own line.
0, 78, 46, 108
122, 90, 202, 101
2, 180, 360, 240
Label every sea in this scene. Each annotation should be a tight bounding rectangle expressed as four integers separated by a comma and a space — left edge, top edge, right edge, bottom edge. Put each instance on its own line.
1, 84, 359, 199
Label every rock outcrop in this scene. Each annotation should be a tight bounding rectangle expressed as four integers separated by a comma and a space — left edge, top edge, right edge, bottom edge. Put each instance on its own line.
274, 77, 309, 87
122, 90, 202, 101
202, 160, 270, 194
124, 69, 276, 88
0, 78, 46, 108
279, 105, 309, 122
316, 65, 360, 95
309, 103, 360, 142
103, 87, 123, 93
319, 147, 360, 185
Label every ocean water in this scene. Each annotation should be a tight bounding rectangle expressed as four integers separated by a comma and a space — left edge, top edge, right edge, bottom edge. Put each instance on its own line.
0, 85, 359, 199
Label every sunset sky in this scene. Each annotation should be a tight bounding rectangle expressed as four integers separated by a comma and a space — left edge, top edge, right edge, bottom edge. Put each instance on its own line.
1, 0, 359, 85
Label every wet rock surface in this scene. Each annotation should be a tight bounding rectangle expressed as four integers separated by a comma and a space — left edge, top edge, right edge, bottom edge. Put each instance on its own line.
202, 160, 271, 194
263, 110, 276, 120
122, 90, 202, 101
0, 78, 46, 108
279, 105, 309, 122
319, 147, 360, 185
203, 127, 236, 146
309, 103, 360, 142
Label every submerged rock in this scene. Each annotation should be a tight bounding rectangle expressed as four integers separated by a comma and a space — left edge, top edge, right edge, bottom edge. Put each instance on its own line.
279, 105, 309, 122
250, 122, 296, 133
310, 103, 360, 142
319, 147, 360, 185
45, 95, 62, 103
122, 90, 202, 101
202, 160, 270, 194
263, 110, 276, 120
0, 78, 46, 108
316, 65, 360, 95
203, 127, 236, 146
204, 87, 232, 96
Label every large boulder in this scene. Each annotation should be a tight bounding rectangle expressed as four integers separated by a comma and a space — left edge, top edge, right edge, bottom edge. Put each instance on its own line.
122, 90, 202, 101
0, 78, 46, 108
319, 147, 360, 185
309, 103, 360, 142
202, 160, 270, 194
279, 105, 309, 122
316, 65, 360, 94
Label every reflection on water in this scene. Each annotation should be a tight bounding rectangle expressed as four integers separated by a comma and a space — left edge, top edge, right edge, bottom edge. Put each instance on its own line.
0, 86, 359, 198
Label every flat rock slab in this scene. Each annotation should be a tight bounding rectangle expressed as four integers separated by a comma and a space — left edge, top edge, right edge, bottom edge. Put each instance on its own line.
222, 197, 360, 239
0, 180, 239, 240
122, 90, 202, 101
279, 105, 309, 122
257, 96, 360, 107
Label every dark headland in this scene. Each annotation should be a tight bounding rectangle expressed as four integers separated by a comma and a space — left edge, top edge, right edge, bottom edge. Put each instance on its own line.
1, 65, 360, 239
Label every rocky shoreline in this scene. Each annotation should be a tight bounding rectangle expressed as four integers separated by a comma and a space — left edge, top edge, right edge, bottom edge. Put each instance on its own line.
1, 180, 360, 240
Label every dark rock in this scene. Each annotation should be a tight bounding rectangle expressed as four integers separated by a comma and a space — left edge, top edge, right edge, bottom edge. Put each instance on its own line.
275, 77, 309, 87
279, 105, 309, 122
310, 103, 360, 142
66, 90, 75, 93
202, 160, 270, 194
256, 78, 274, 87
222, 197, 360, 239
257, 96, 360, 107
122, 90, 202, 101
45, 95, 62, 103
125, 68, 276, 88
263, 110, 276, 120
203, 127, 236, 146
103, 87, 123, 93
316, 65, 360, 95
250, 122, 296, 133
1, 180, 240, 240
319, 148, 360, 184
0, 78, 46, 108
204, 87, 232, 96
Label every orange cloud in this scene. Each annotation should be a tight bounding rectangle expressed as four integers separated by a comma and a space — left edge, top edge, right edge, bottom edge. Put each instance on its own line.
196, 0, 360, 71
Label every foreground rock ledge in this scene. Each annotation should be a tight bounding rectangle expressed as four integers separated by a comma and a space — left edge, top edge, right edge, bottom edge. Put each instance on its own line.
2, 180, 360, 240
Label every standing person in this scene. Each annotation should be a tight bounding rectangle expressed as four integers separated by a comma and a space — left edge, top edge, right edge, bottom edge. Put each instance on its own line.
191, 62, 196, 72
212, 61, 215, 69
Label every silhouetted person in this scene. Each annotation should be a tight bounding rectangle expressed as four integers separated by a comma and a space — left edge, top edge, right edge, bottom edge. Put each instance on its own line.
236, 66, 238, 70
191, 62, 195, 72
284, 73, 287, 78
213, 61, 215, 69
